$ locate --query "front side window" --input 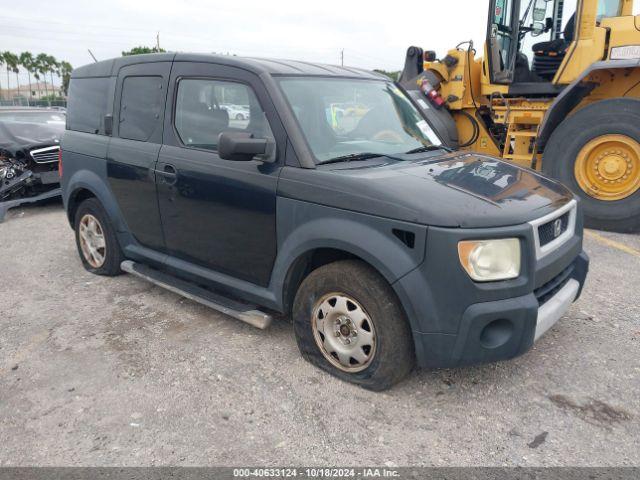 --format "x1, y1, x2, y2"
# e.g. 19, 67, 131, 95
278, 77, 441, 164
175, 78, 272, 151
